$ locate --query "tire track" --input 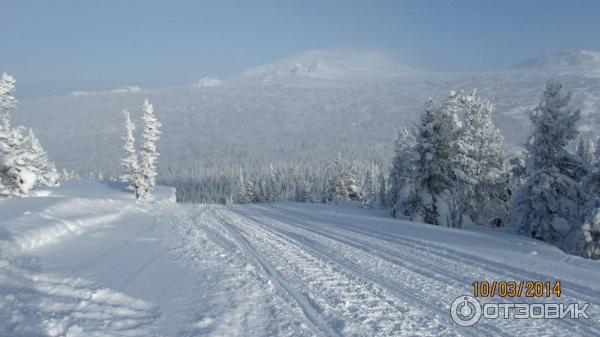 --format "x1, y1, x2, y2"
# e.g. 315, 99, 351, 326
216, 207, 468, 337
